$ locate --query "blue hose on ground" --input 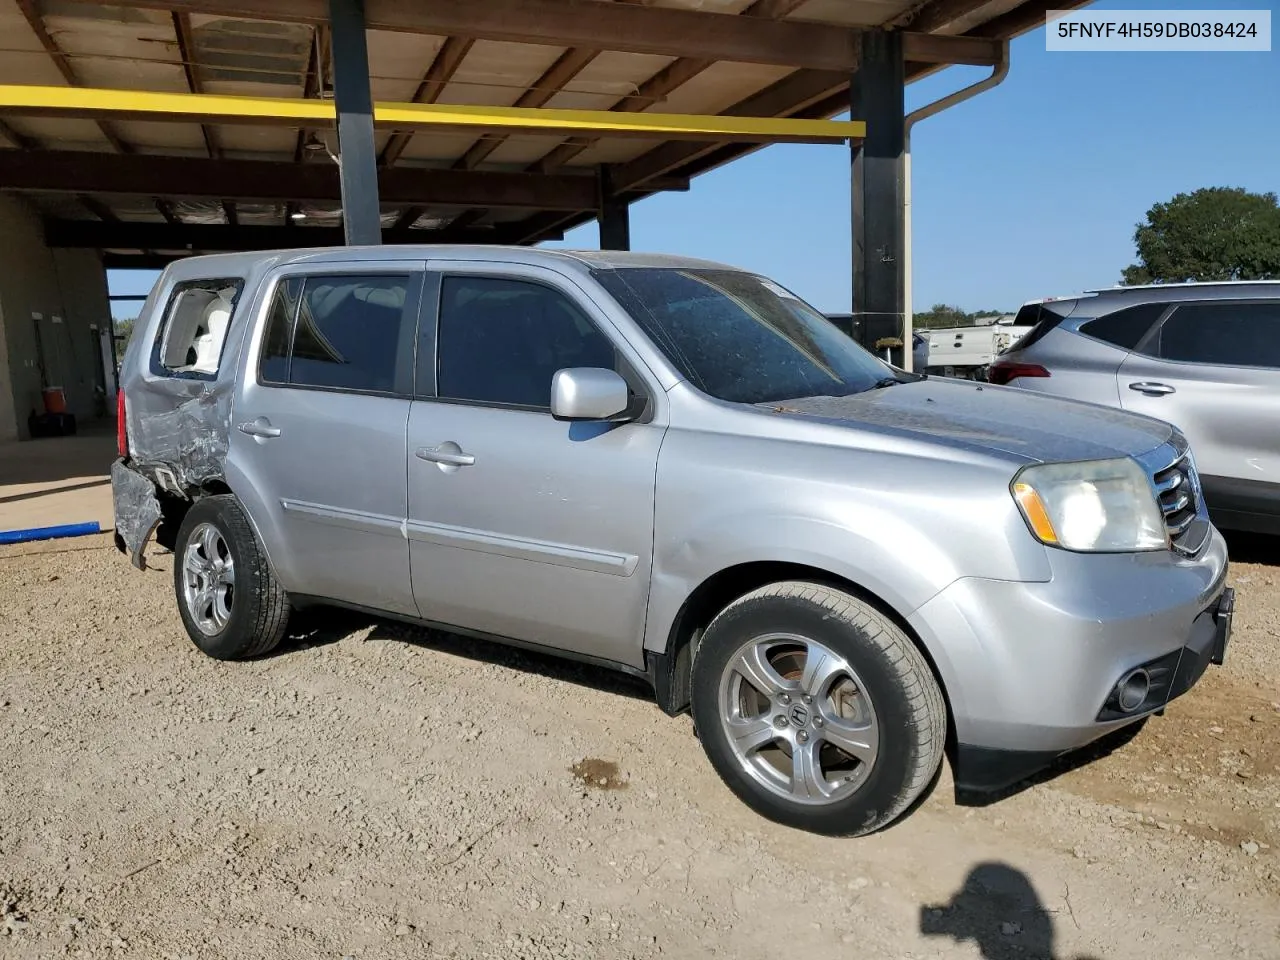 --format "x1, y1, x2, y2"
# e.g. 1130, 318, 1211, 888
0, 521, 102, 545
